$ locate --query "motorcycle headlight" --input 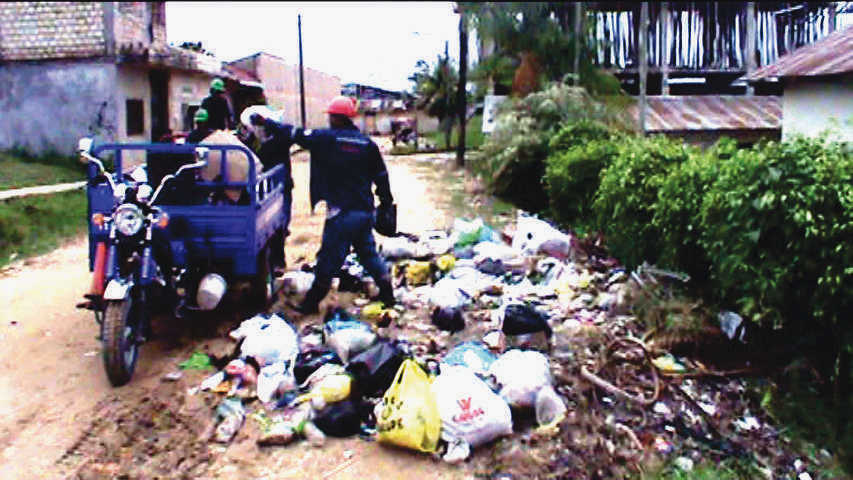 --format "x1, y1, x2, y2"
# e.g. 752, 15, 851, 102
114, 203, 144, 236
